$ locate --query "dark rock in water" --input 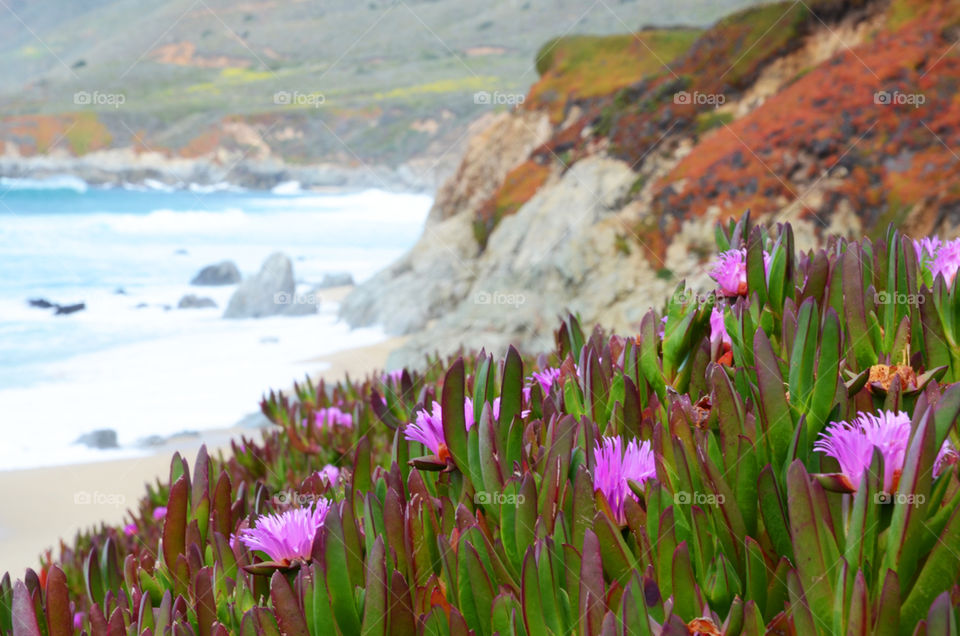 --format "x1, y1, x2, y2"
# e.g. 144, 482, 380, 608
137, 435, 166, 447
191, 261, 242, 286
224, 252, 317, 318
177, 294, 218, 309
316, 272, 355, 288
114, 287, 127, 295
55, 302, 85, 315
28, 298, 55, 309
75, 429, 119, 449
135, 302, 149, 309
